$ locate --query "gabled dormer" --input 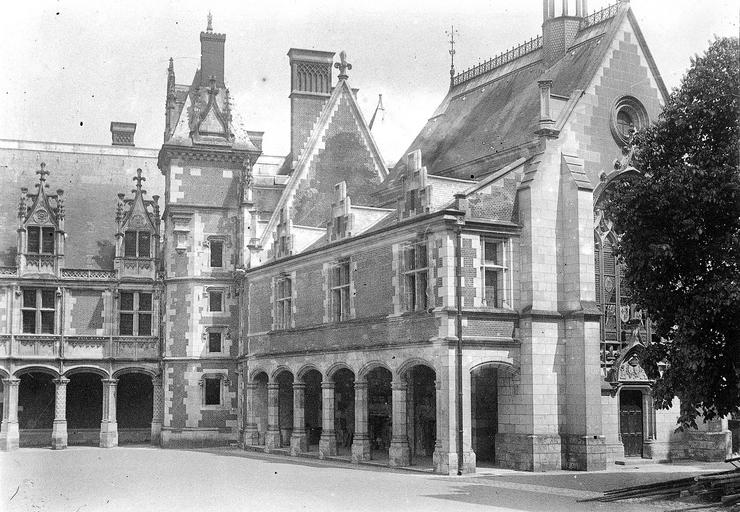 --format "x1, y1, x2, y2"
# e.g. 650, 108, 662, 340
115, 168, 161, 280
271, 207, 294, 260
17, 163, 65, 277
397, 150, 432, 220
189, 75, 233, 145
